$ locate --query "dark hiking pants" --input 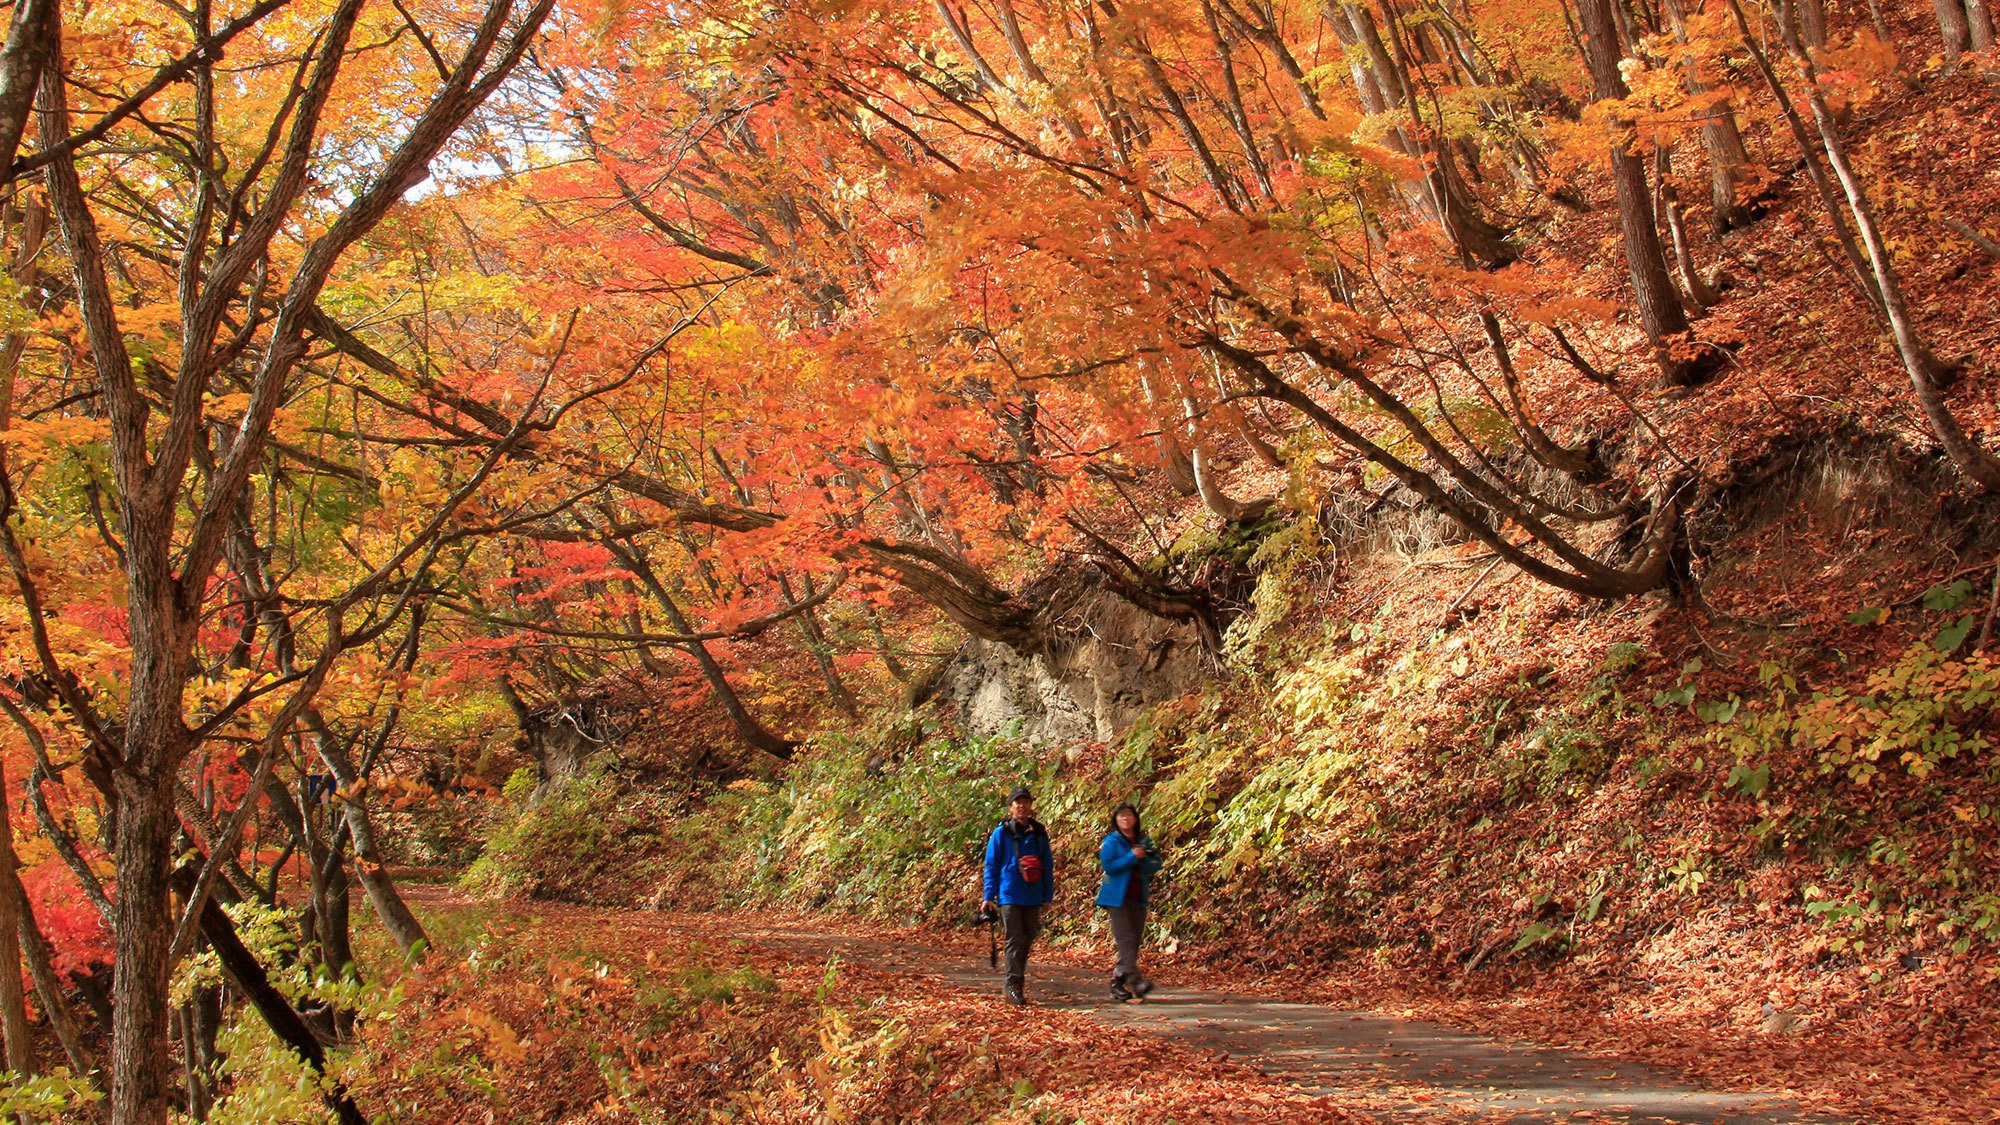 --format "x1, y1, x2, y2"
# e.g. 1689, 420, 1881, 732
1000, 904, 1042, 986
1107, 900, 1146, 983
